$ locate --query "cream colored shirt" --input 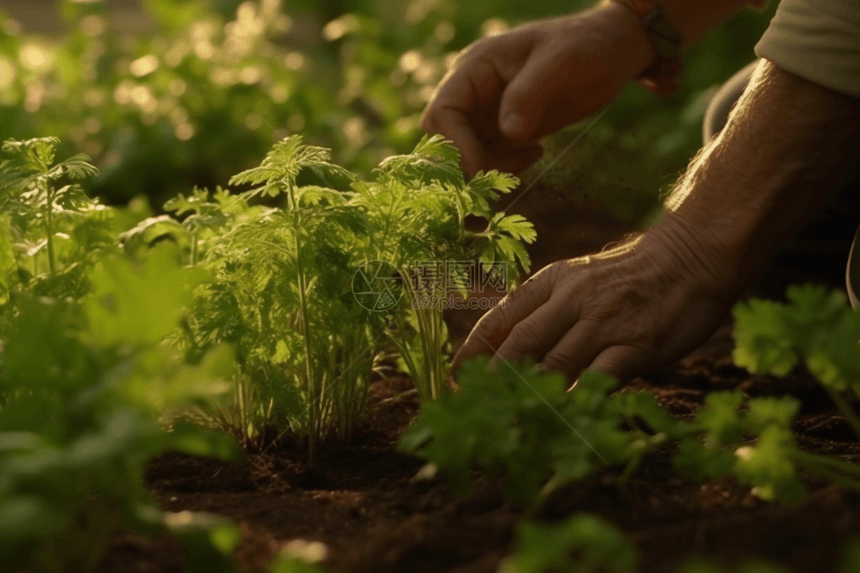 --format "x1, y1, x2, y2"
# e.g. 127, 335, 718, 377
754, 0, 860, 97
